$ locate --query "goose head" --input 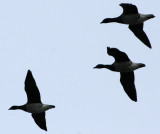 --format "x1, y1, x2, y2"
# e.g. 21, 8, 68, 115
9, 106, 20, 110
